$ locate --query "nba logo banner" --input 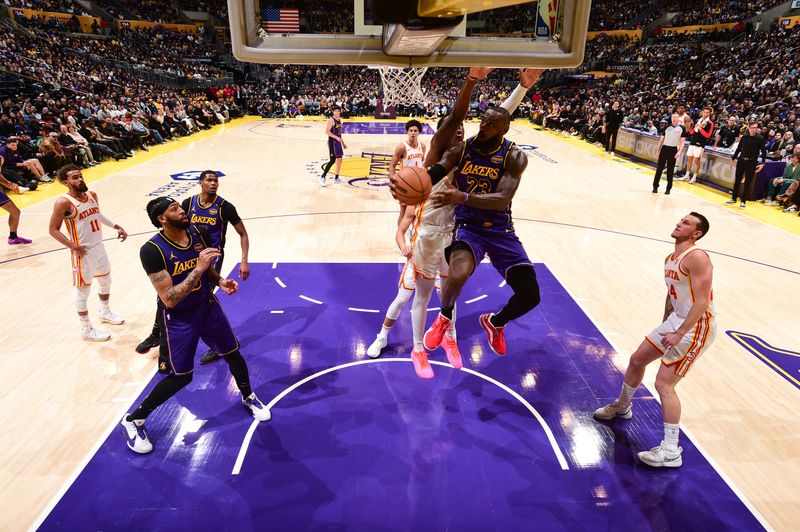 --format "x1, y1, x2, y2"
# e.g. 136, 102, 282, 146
535, 0, 559, 38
